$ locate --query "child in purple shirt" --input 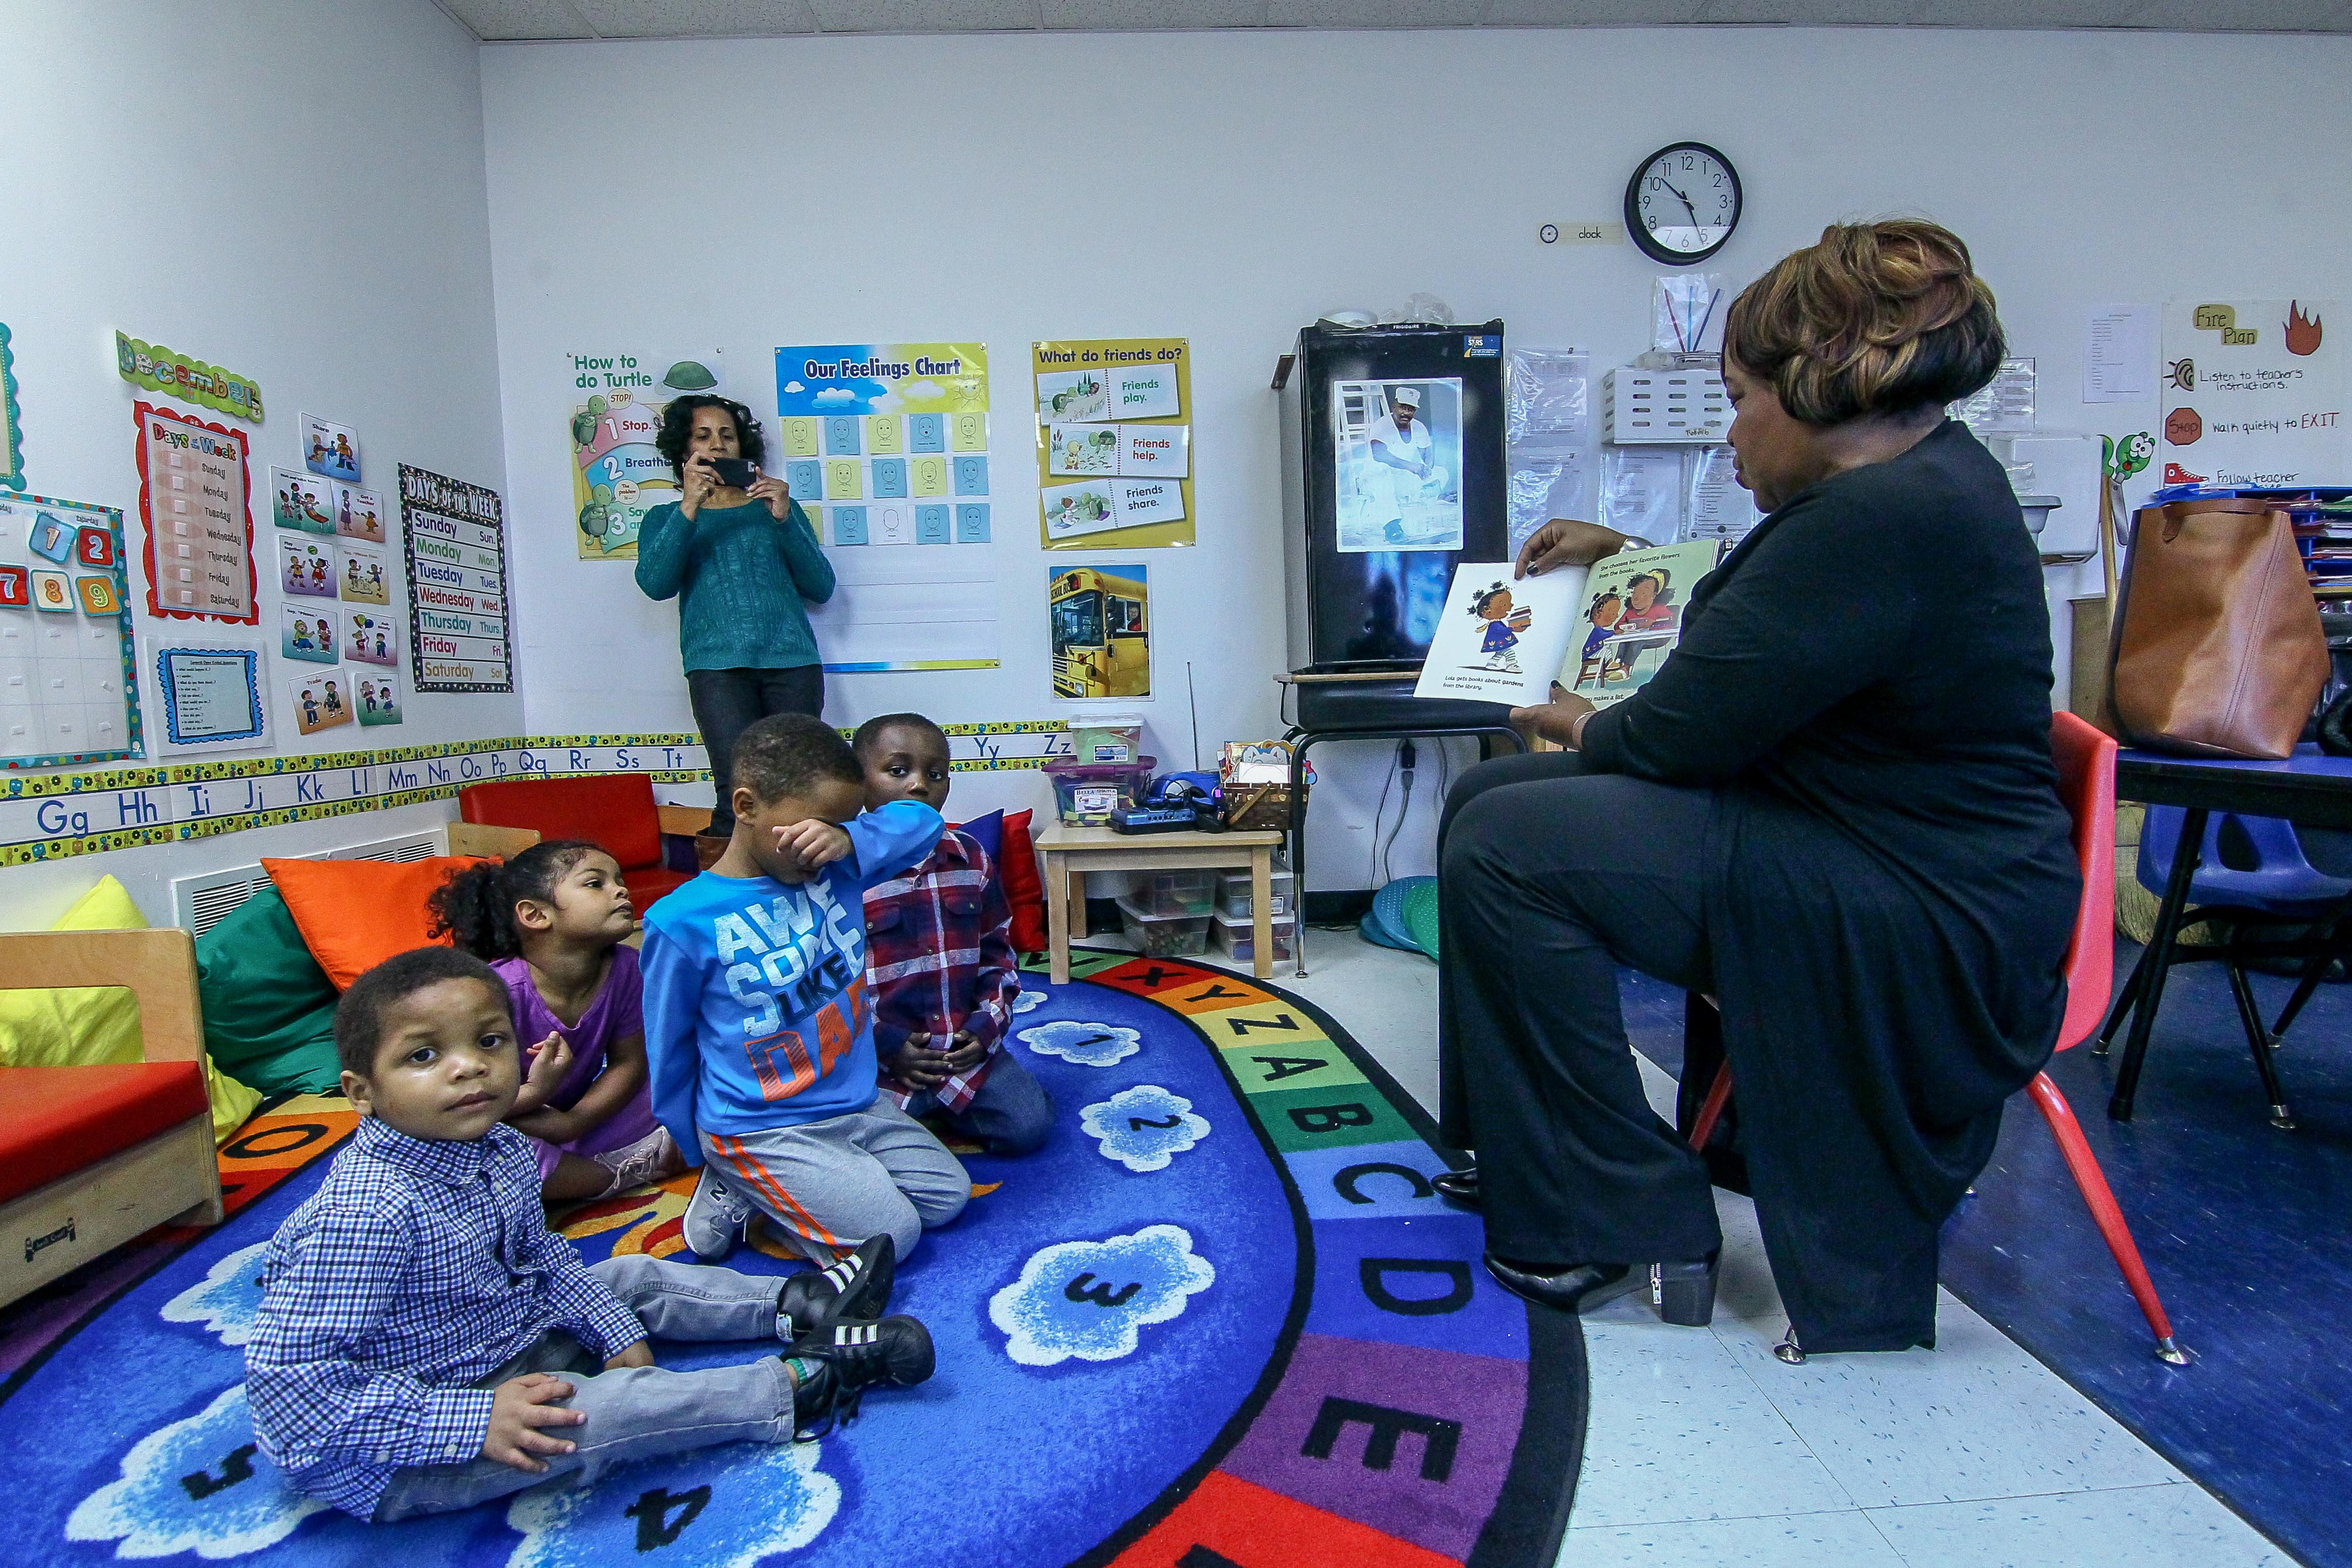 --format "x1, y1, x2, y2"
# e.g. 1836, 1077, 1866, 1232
430, 842, 681, 1202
